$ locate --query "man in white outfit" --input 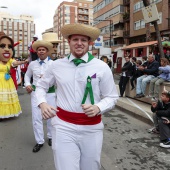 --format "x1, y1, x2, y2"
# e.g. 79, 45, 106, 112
25, 40, 56, 152
35, 23, 119, 169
